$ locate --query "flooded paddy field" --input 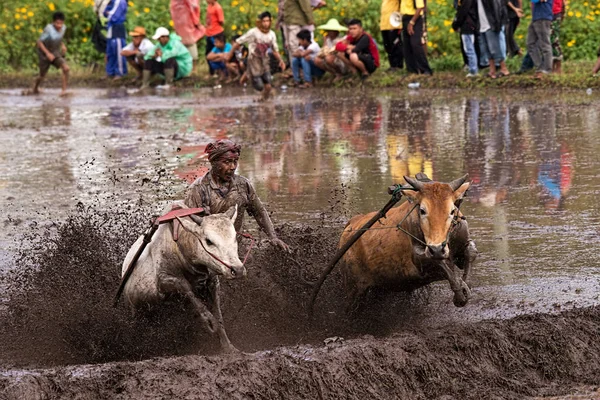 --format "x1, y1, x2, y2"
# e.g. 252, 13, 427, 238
1, 87, 600, 399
